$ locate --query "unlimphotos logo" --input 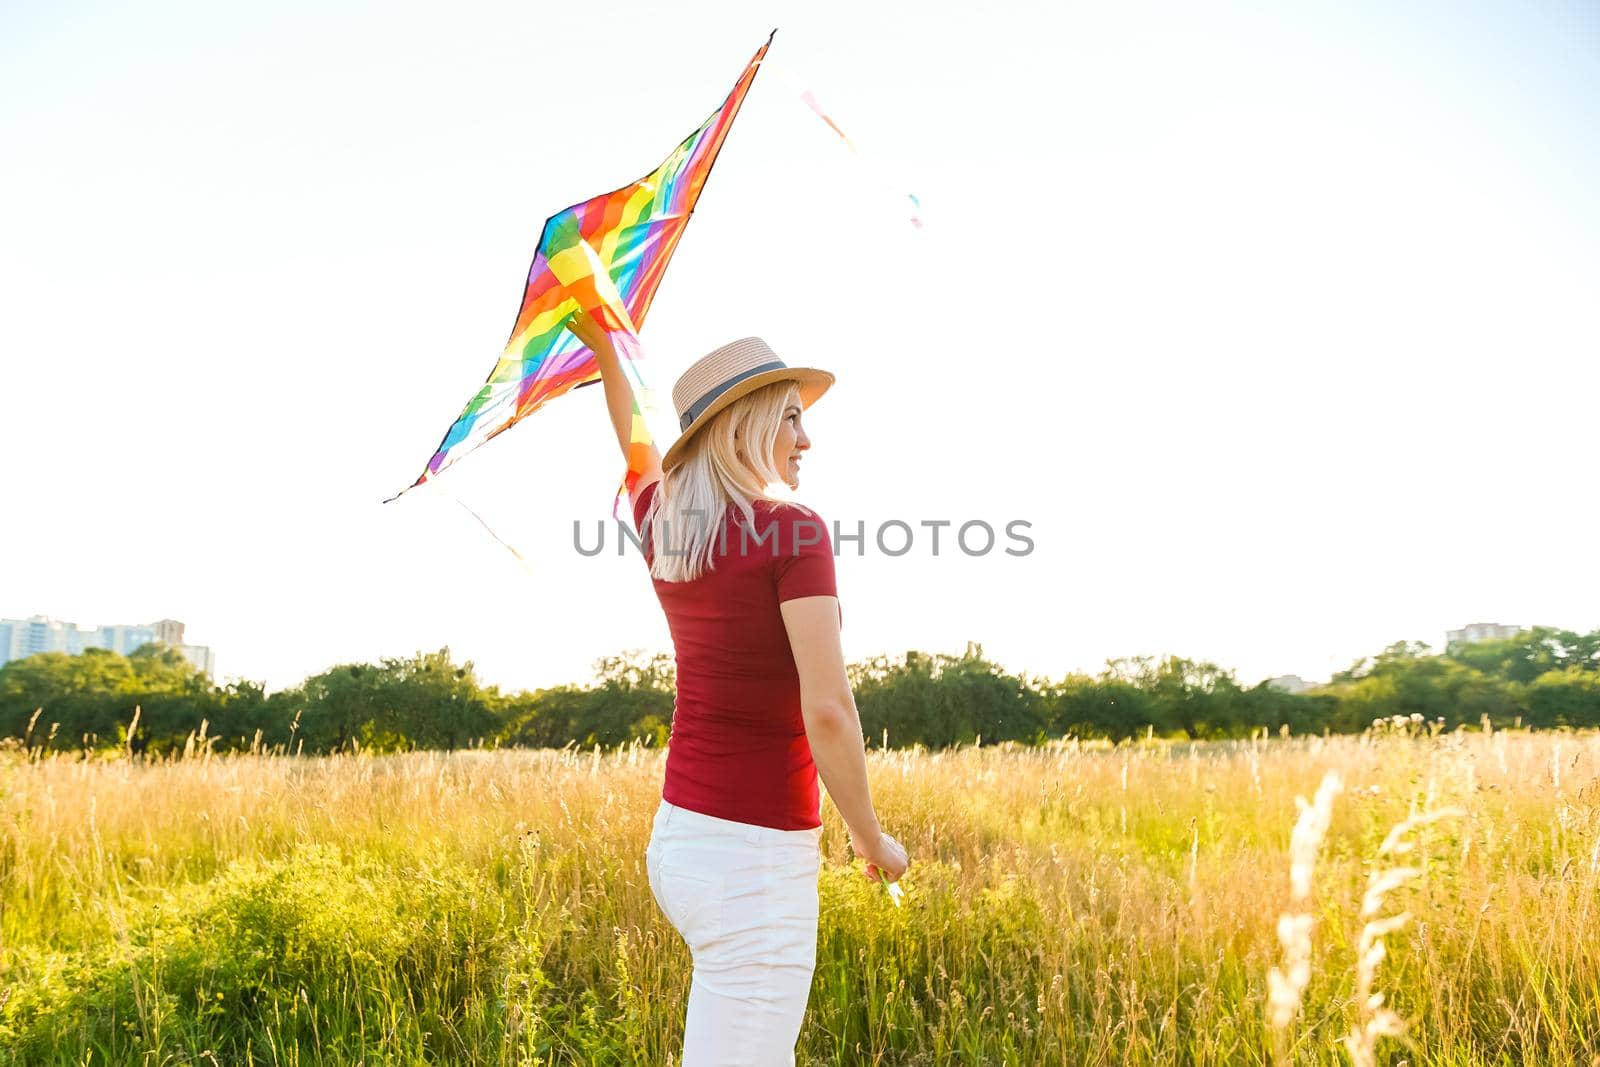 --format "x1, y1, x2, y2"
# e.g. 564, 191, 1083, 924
573, 516, 1035, 558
